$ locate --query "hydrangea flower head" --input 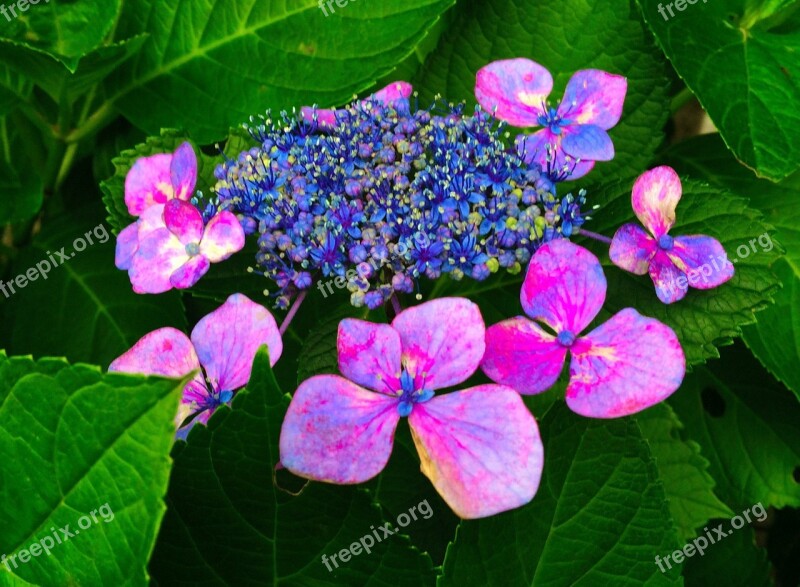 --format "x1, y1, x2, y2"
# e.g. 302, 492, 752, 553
481, 239, 685, 418
279, 298, 544, 519
475, 58, 627, 181
207, 81, 587, 309
117, 200, 245, 294
124, 141, 197, 216
609, 166, 735, 304
109, 294, 282, 438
